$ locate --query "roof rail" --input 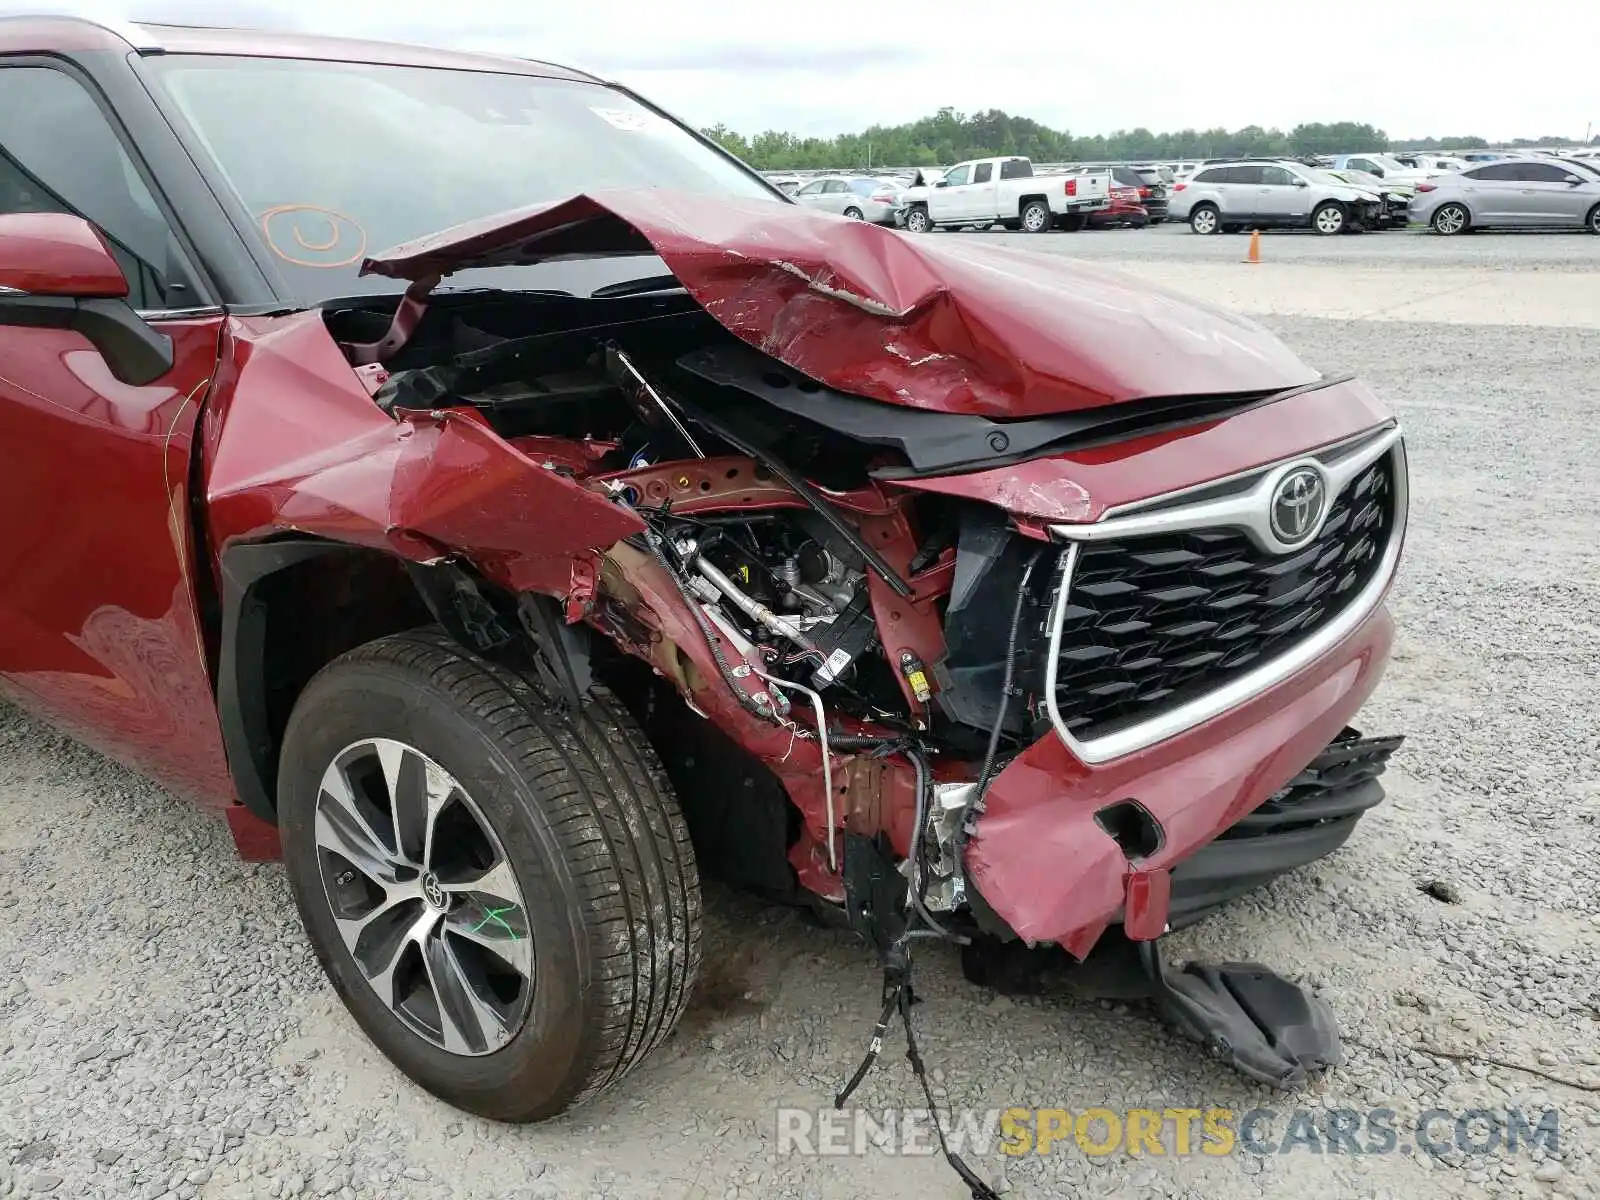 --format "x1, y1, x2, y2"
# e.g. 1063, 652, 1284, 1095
0, 11, 164, 51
